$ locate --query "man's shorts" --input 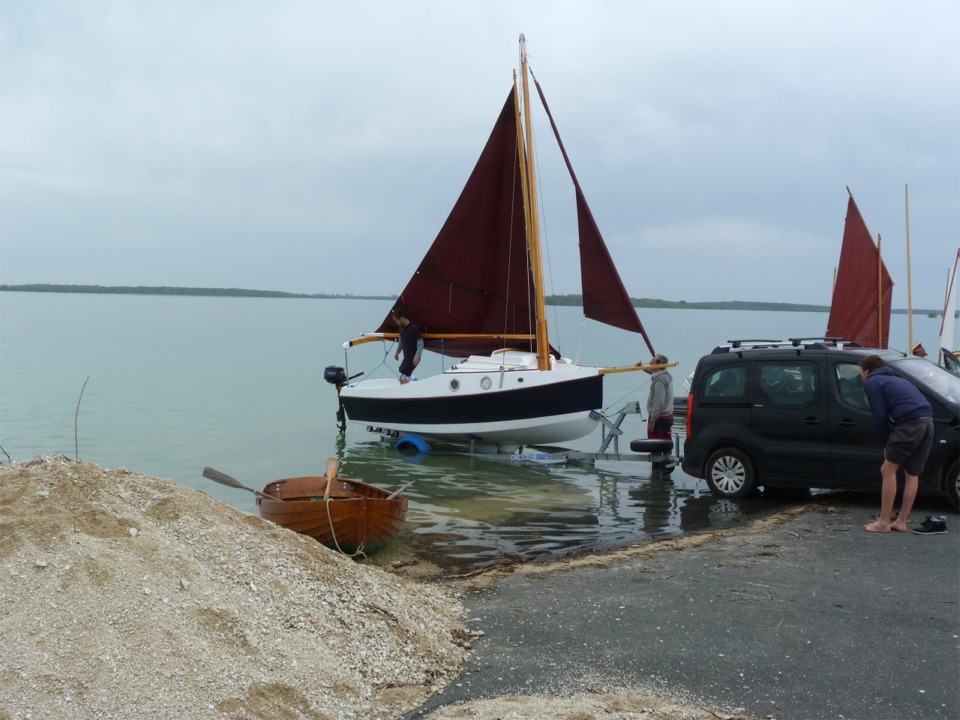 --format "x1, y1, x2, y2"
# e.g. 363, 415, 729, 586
885, 416, 934, 476
648, 414, 674, 440
399, 359, 417, 378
